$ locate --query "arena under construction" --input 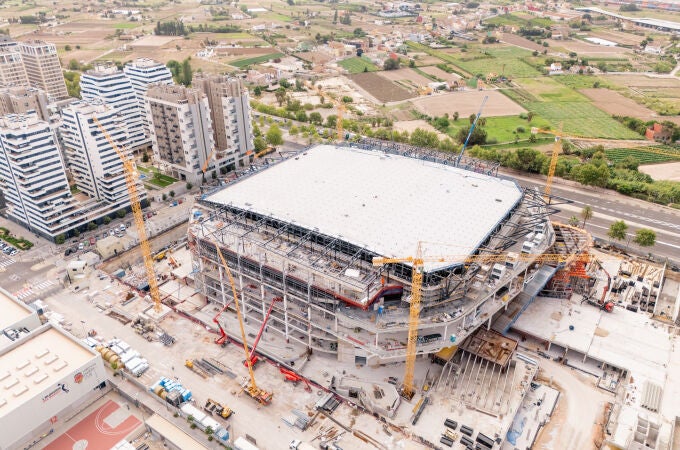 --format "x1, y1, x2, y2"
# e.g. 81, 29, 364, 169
187, 143, 588, 368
